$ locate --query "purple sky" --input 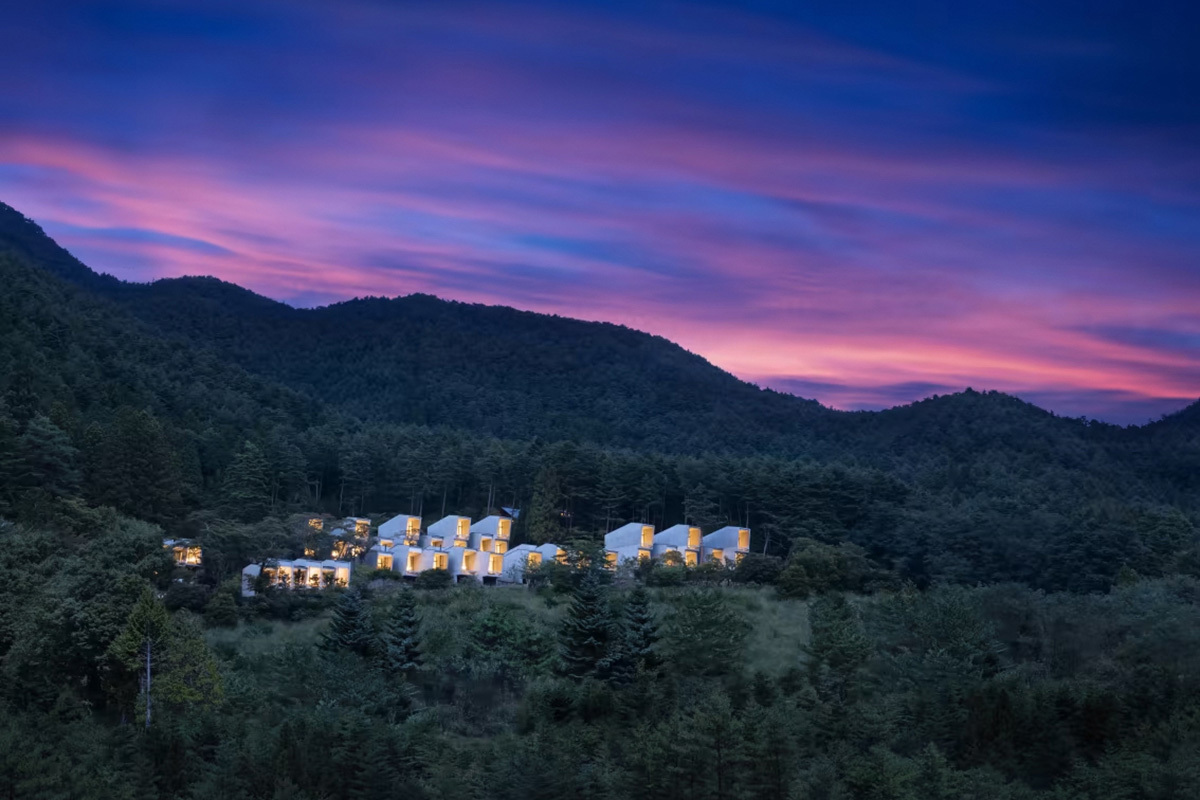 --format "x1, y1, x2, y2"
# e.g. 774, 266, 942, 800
1, 0, 1198, 424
